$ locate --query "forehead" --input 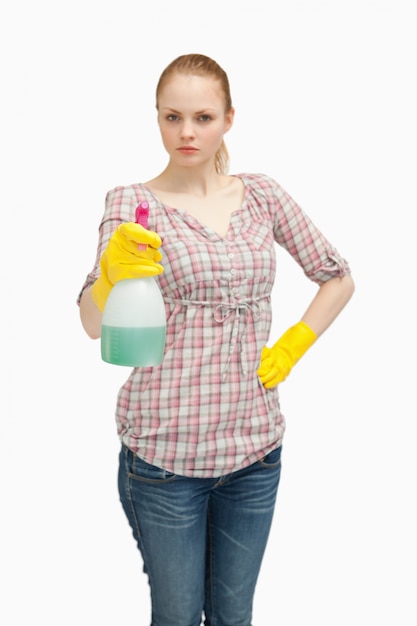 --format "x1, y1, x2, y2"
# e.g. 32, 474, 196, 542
158, 73, 225, 110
